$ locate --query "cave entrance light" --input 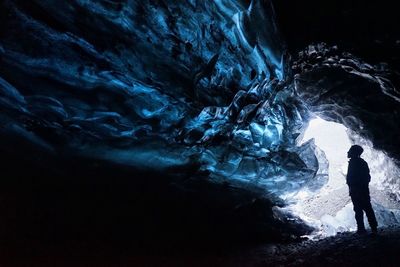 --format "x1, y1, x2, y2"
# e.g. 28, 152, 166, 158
286, 117, 400, 237
280, 117, 357, 236
301, 117, 351, 192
